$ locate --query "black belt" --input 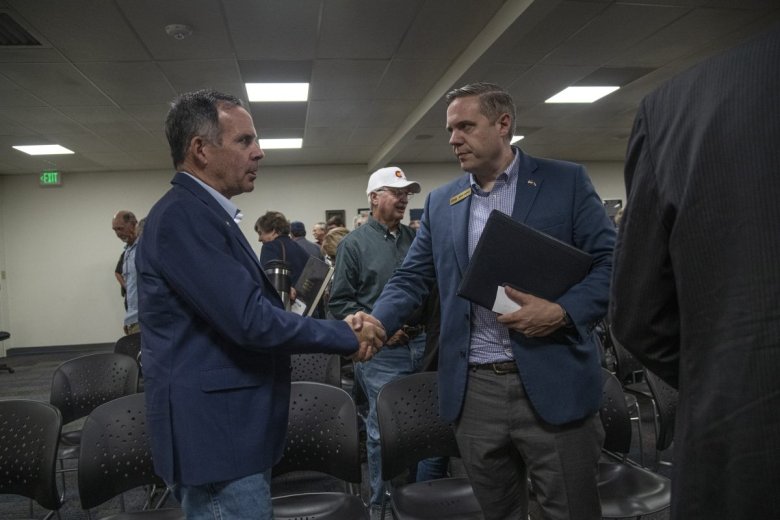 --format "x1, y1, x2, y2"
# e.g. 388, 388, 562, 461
469, 361, 518, 375
401, 324, 425, 340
